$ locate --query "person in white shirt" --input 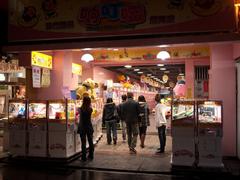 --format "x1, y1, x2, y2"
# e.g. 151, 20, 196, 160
155, 94, 167, 153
